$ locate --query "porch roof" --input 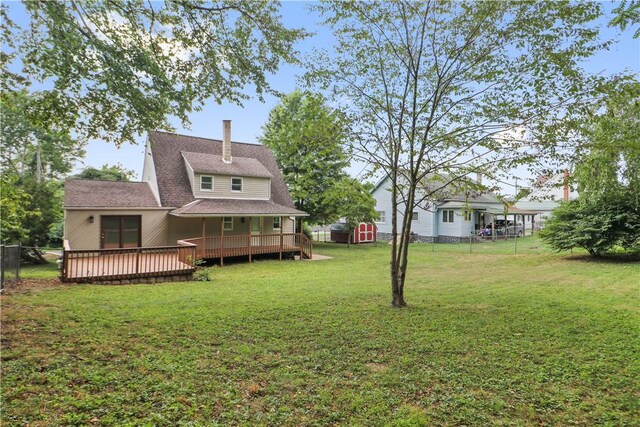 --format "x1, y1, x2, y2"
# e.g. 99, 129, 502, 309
169, 198, 308, 217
